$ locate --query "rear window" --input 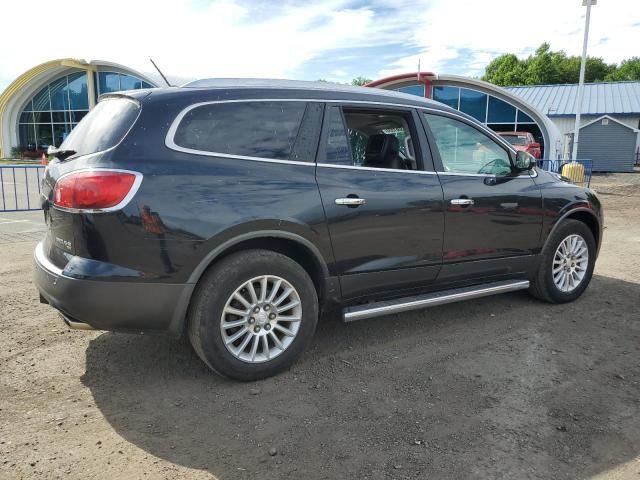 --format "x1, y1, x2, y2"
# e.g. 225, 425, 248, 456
172, 101, 311, 161
60, 97, 140, 156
